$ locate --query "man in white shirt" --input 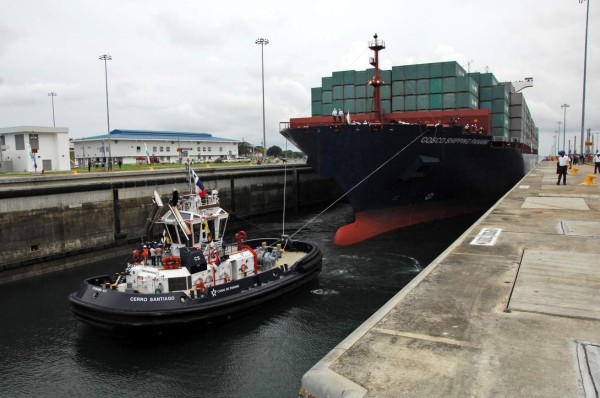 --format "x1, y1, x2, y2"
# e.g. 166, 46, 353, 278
594, 151, 600, 174
557, 151, 571, 185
